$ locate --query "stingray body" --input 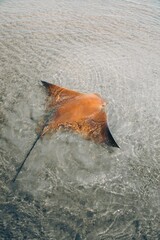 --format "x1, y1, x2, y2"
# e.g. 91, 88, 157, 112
41, 81, 119, 148
12, 81, 119, 182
